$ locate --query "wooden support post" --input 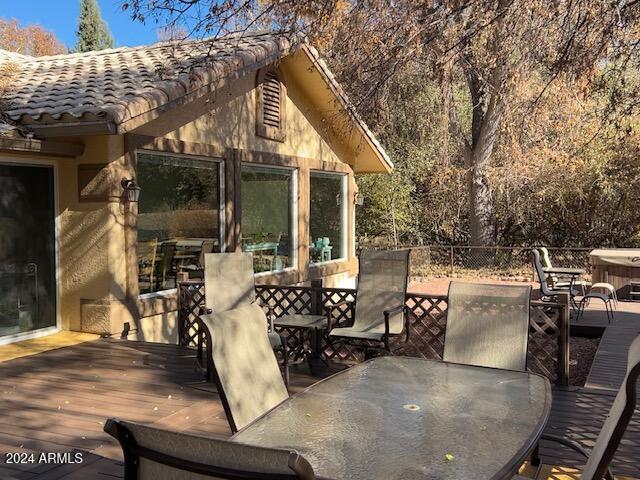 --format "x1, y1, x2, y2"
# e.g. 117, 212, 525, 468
557, 292, 571, 386
311, 279, 323, 316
